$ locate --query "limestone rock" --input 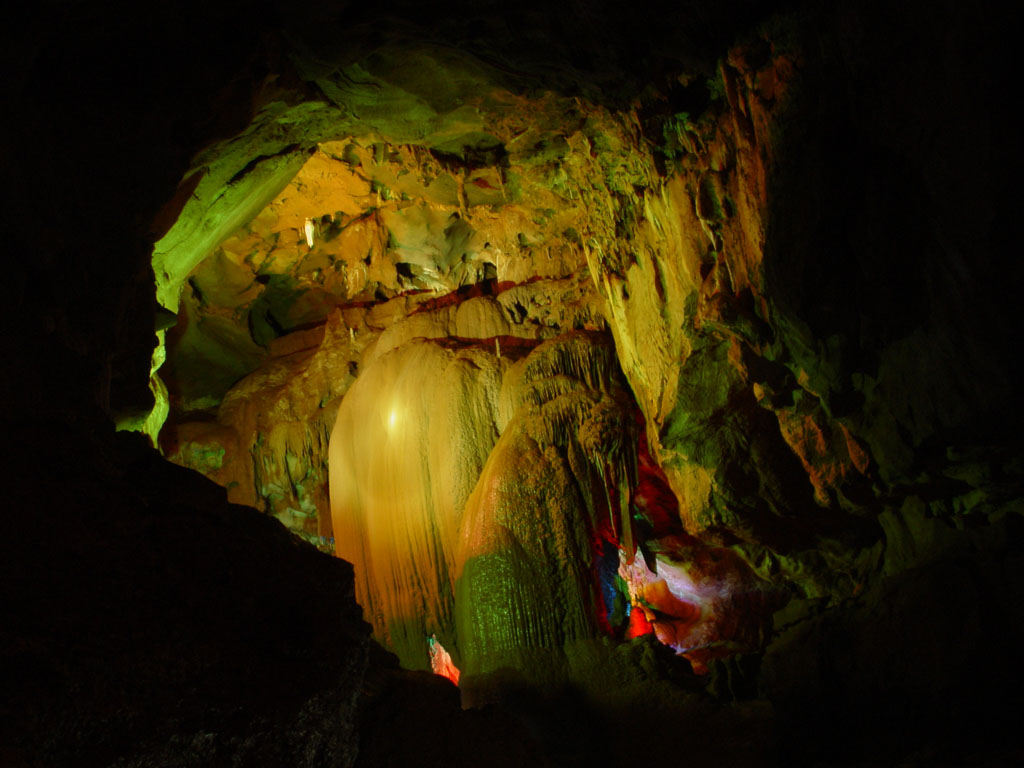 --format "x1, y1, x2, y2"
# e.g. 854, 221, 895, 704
11, 0, 1020, 763
166, 310, 371, 546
